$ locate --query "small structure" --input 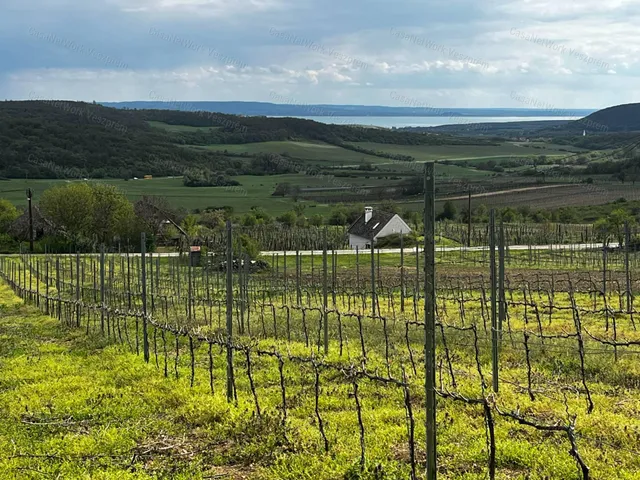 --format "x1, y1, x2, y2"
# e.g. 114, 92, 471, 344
144, 175, 153, 180
8, 205, 56, 242
347, 206, 411, 249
